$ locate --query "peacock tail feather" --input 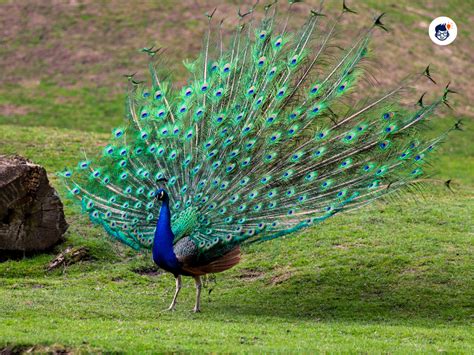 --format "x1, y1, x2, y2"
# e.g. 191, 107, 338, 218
59, 2, 456, 253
